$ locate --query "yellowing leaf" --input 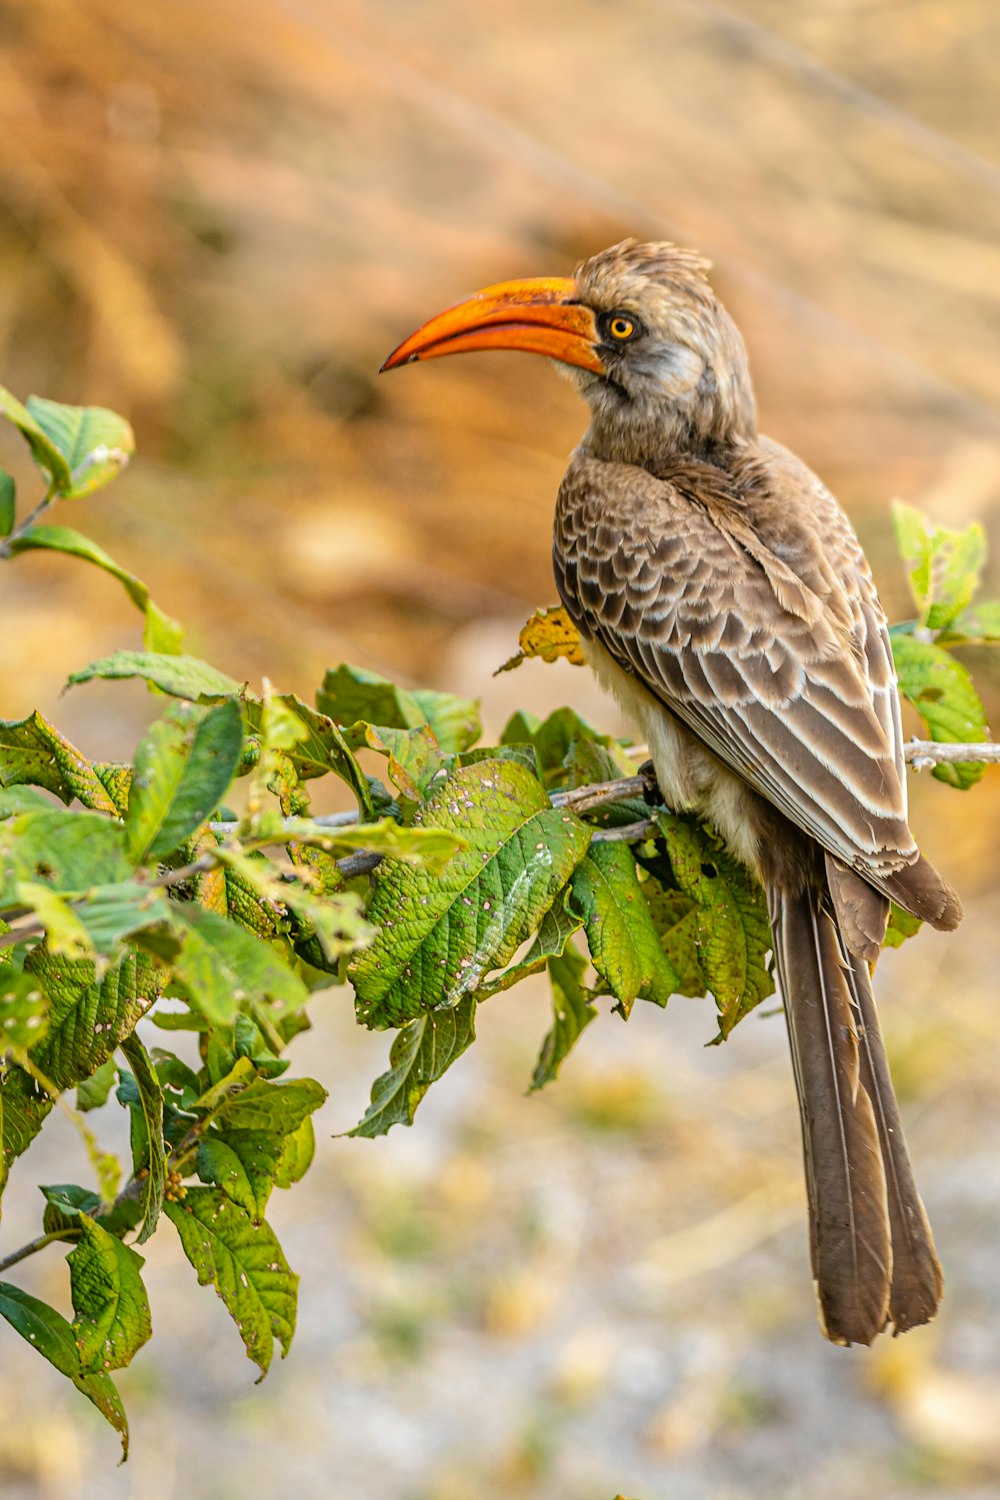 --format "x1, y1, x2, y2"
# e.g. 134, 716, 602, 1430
497, 605, 585, 673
